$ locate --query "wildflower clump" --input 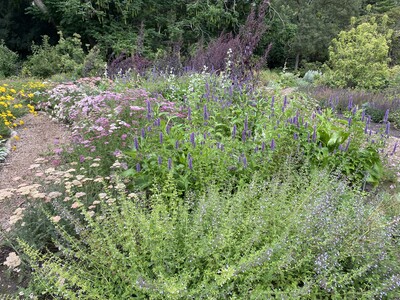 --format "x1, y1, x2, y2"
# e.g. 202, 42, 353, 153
0, 81, 45, 139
